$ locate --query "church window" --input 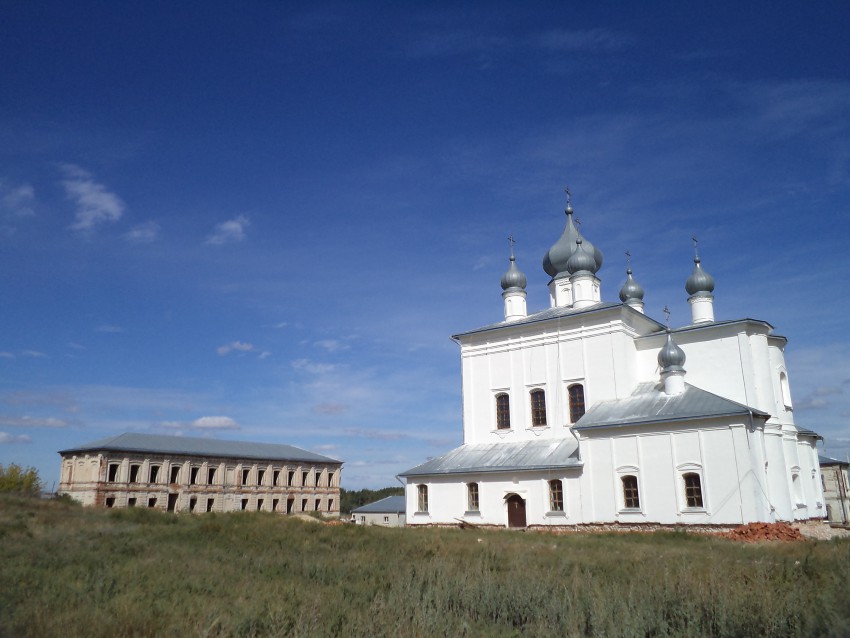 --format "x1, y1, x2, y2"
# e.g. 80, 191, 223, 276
190, 466, 199, 485
530, 389, 547, 427
328, 471, 335, 486
496, 393, 511, 429
417, 484, 429, 513
273, 469, 281, 486
467, 482, 479, 511
549, 479, 564, 512
683, 473, 703, 508
622, 475, 640, 509
779, 371, 792, 408
302, 470, 310, 486
241, 468, 250, 485
568, 384, 585, 423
